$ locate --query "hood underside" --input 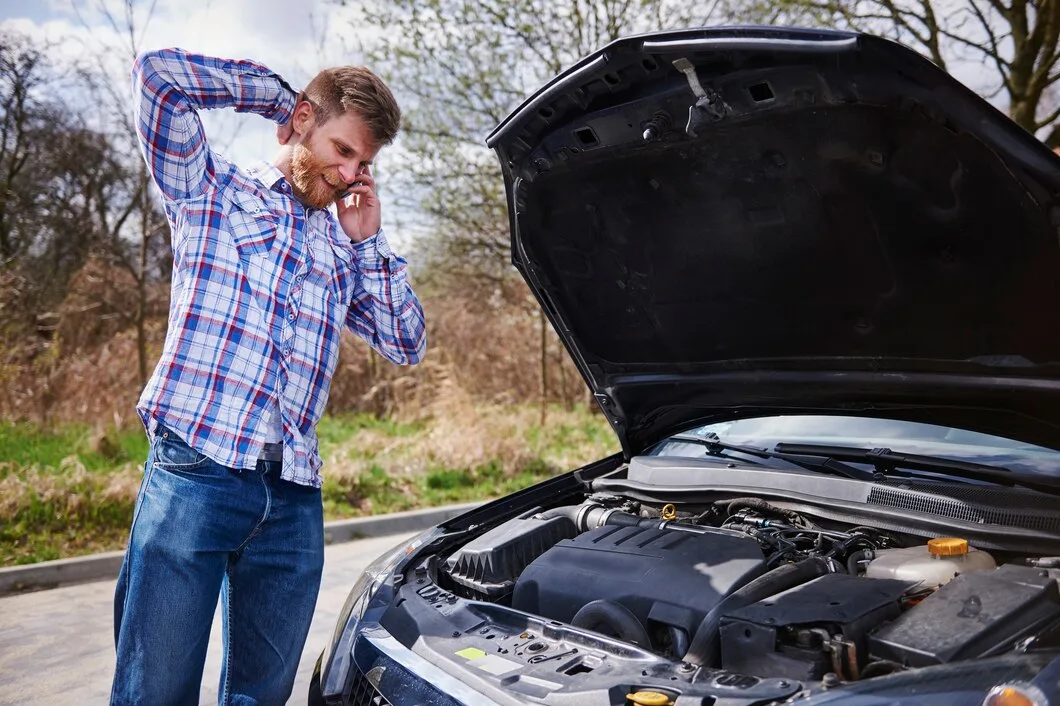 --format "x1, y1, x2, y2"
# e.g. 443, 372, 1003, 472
487, 27, 1060, 456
